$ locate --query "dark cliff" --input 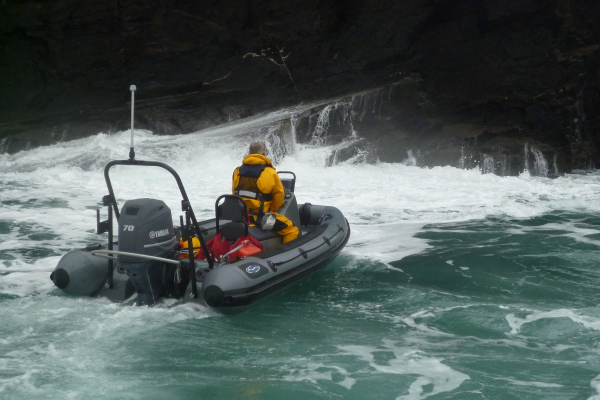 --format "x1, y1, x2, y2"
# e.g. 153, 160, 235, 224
1, 0, 599, 175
